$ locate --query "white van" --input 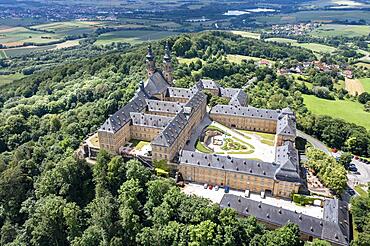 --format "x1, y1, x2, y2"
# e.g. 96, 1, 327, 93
244, 190, 250, 198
